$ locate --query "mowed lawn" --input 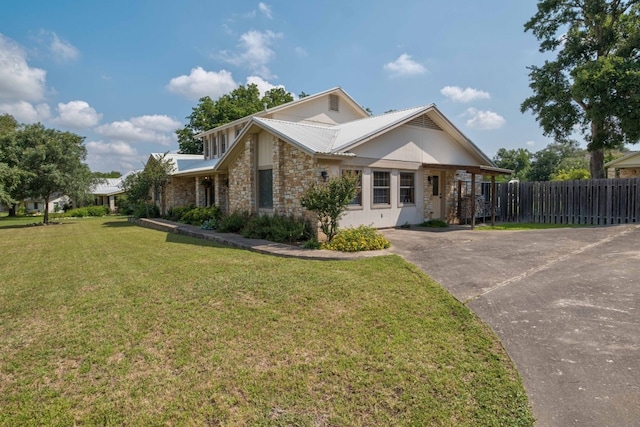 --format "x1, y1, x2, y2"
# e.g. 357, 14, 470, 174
0, 216, 534, 426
